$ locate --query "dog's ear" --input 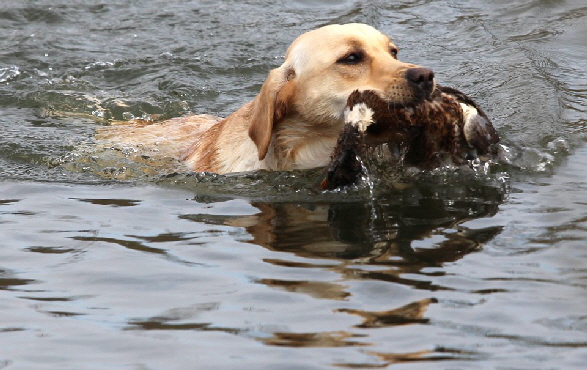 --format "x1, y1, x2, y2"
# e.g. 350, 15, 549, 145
248, 66, 296, 160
